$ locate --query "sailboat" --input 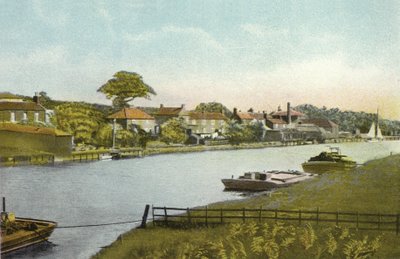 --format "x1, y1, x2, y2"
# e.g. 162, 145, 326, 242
366, 110, 383, 142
